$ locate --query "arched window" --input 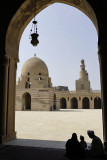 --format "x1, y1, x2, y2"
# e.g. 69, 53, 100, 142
82, 97, 90, 109
25, 81, 29, 88
60, 98, 66, 109
25, 81, 31, 88
94, 97, 101, 109
27, 72, 30, 75
71, 97, 78, 109
38, 77, 42, 80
